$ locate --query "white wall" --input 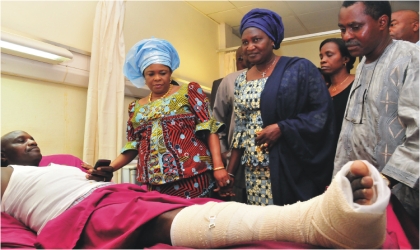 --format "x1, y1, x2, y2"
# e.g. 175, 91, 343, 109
124, 1, 219, 88
1, 1, 220, 158
1, 1, 97, 53
1, 75, 87, 157
1, 1, 347, 159
278, 33, 358, 73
